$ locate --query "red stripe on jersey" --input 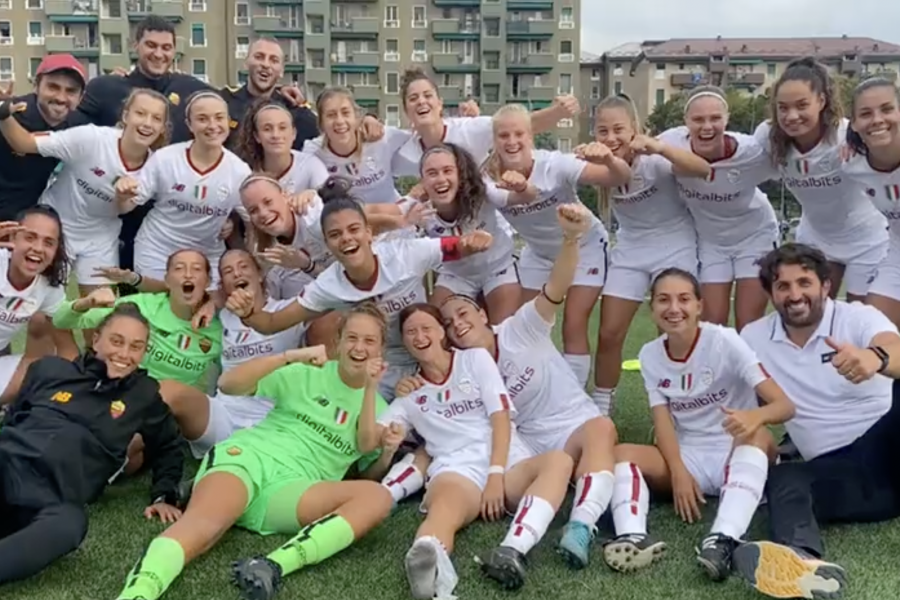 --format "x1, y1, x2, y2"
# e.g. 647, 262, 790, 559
440, 236, 462, 261
499, 393, 510, 411
629, 463, 641, 515
575, 474, 593, 507
759, 363, 770, 378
